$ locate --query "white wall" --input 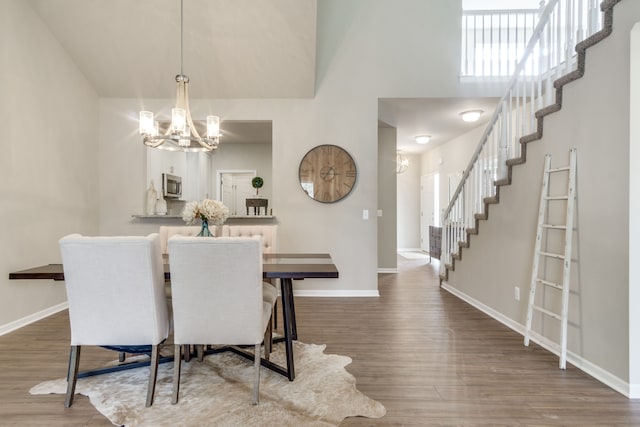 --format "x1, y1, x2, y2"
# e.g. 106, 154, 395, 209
0, 1, 99, 331
421, 125, 487, 219
397, 153, 421, 250
443, 1, 639, 395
